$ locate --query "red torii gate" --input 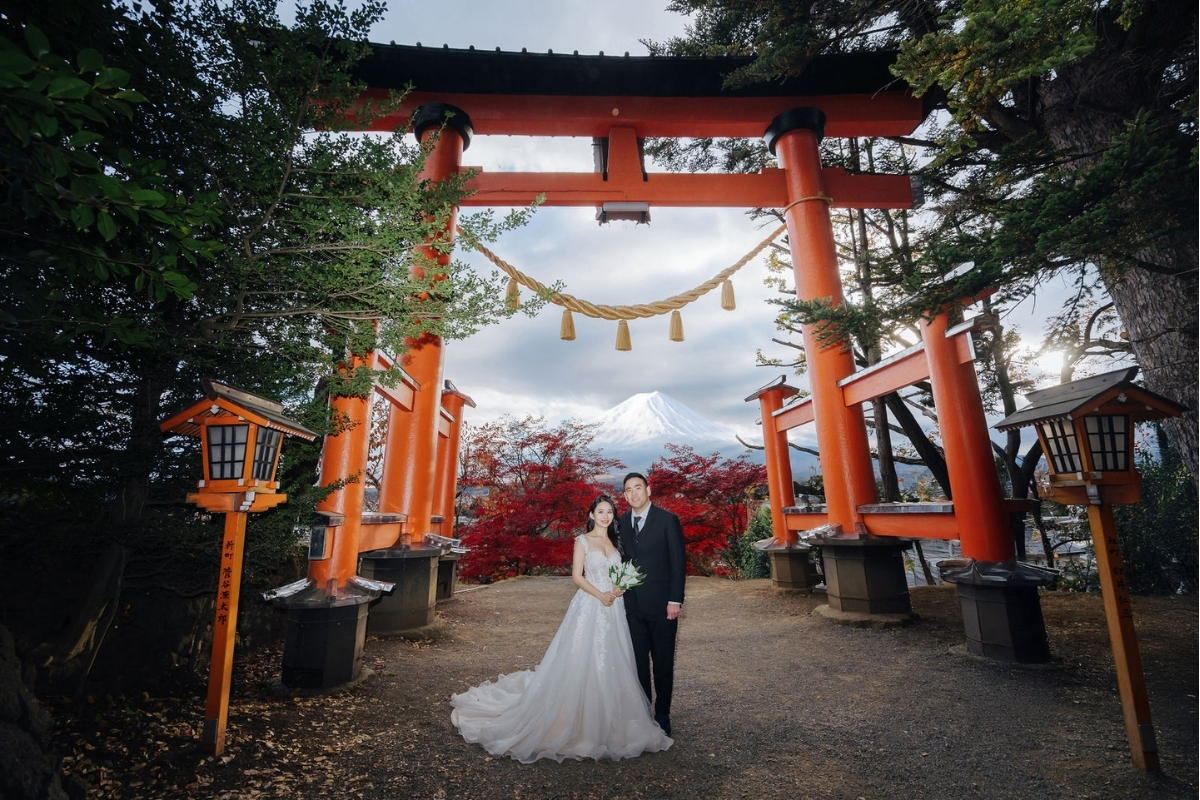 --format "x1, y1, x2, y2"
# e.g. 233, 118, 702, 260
279, 44, 1050, 687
